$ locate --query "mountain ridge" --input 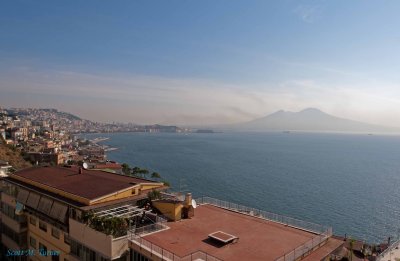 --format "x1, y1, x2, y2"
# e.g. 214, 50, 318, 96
226, 108, 399, 133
